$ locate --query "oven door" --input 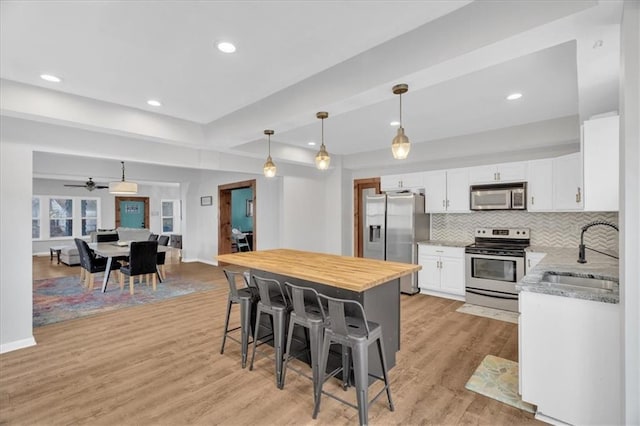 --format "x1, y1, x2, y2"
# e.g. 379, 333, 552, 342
470, 189, 511, 210
465, 253, 524, 311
